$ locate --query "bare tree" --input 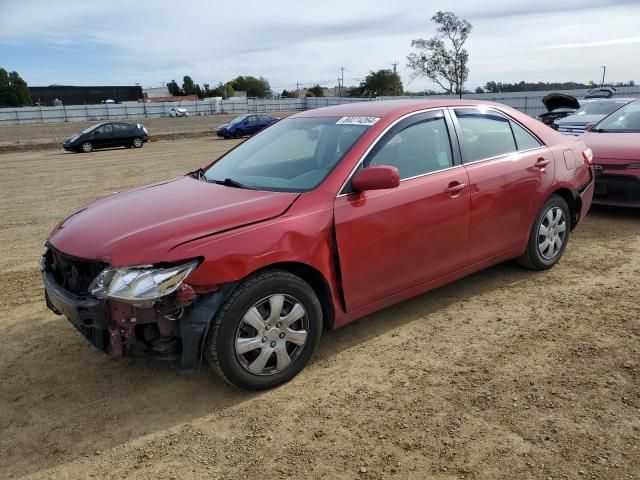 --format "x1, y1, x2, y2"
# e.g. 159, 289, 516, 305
407, 11, 472, 97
